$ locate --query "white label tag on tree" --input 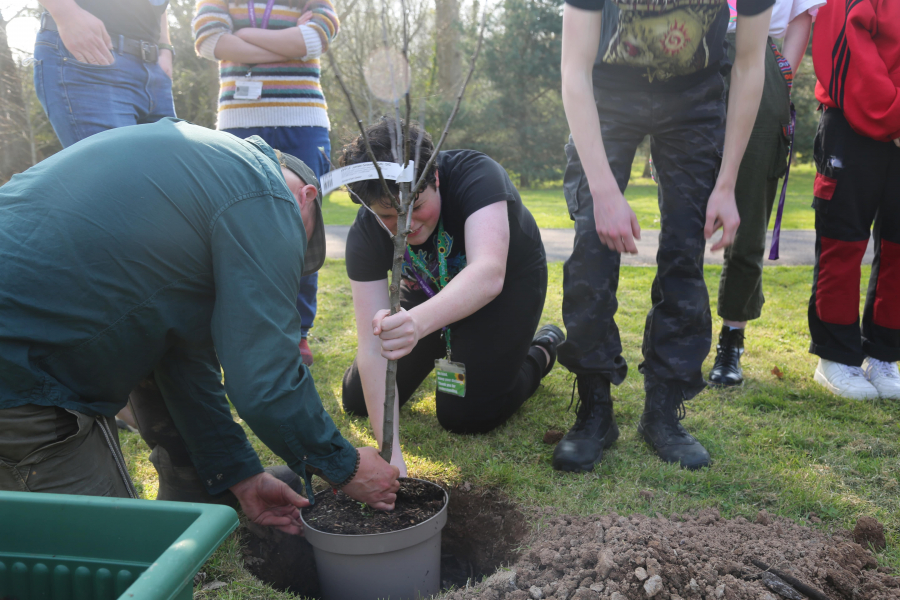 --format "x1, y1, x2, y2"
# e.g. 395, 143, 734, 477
234, 81, 263, 100
320, 161, 415, 196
